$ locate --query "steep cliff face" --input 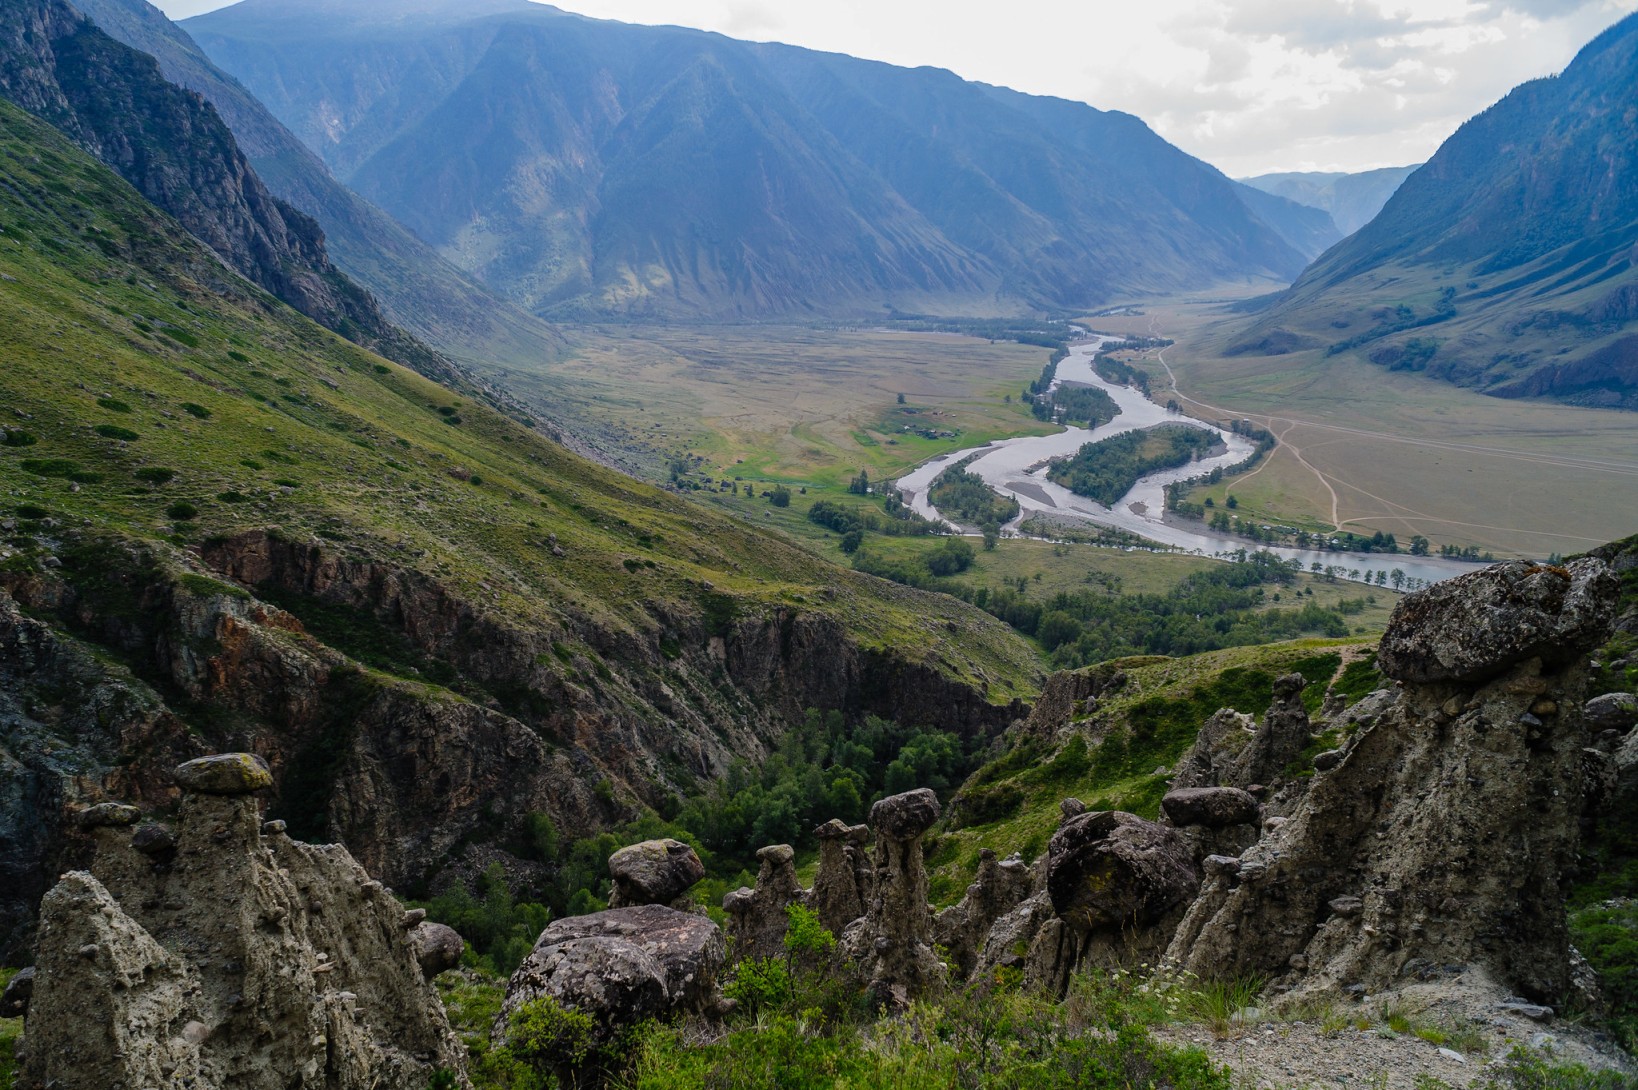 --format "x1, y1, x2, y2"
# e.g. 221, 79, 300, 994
0, 532, 1023, 958
0, 0, 459, 382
